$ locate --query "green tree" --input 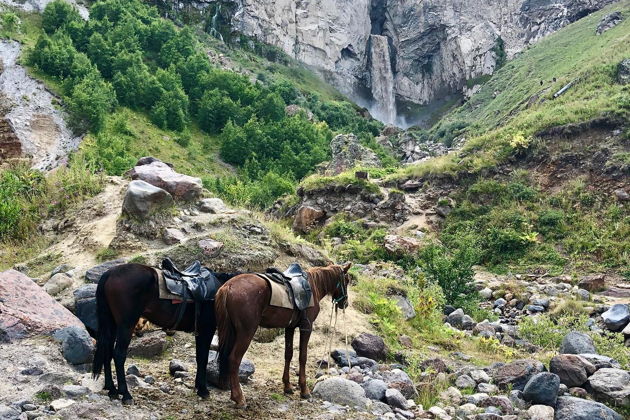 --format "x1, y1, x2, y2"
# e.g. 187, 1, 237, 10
28, 32, 77, 78
1, 12, 20, 34
67, 73, 117, 132
219, 121, 249, 166
255, 92, 286, 122
42, 0, 82, 34
197, 89, 241, 133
